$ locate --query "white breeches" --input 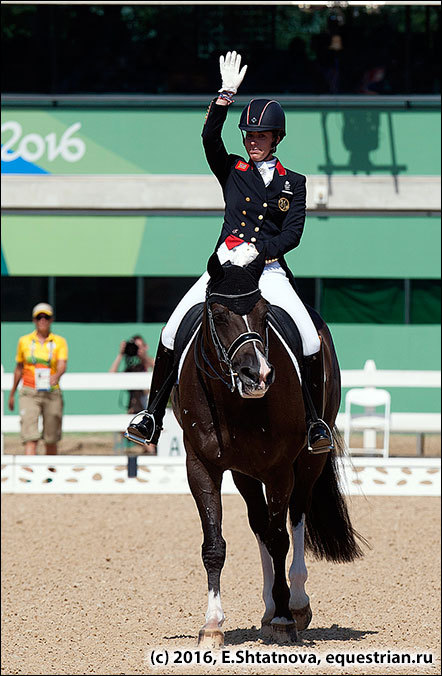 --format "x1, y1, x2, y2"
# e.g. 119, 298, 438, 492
161, 262, 320, 357
259, 262, 320, 356
161, 272, 211, 350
